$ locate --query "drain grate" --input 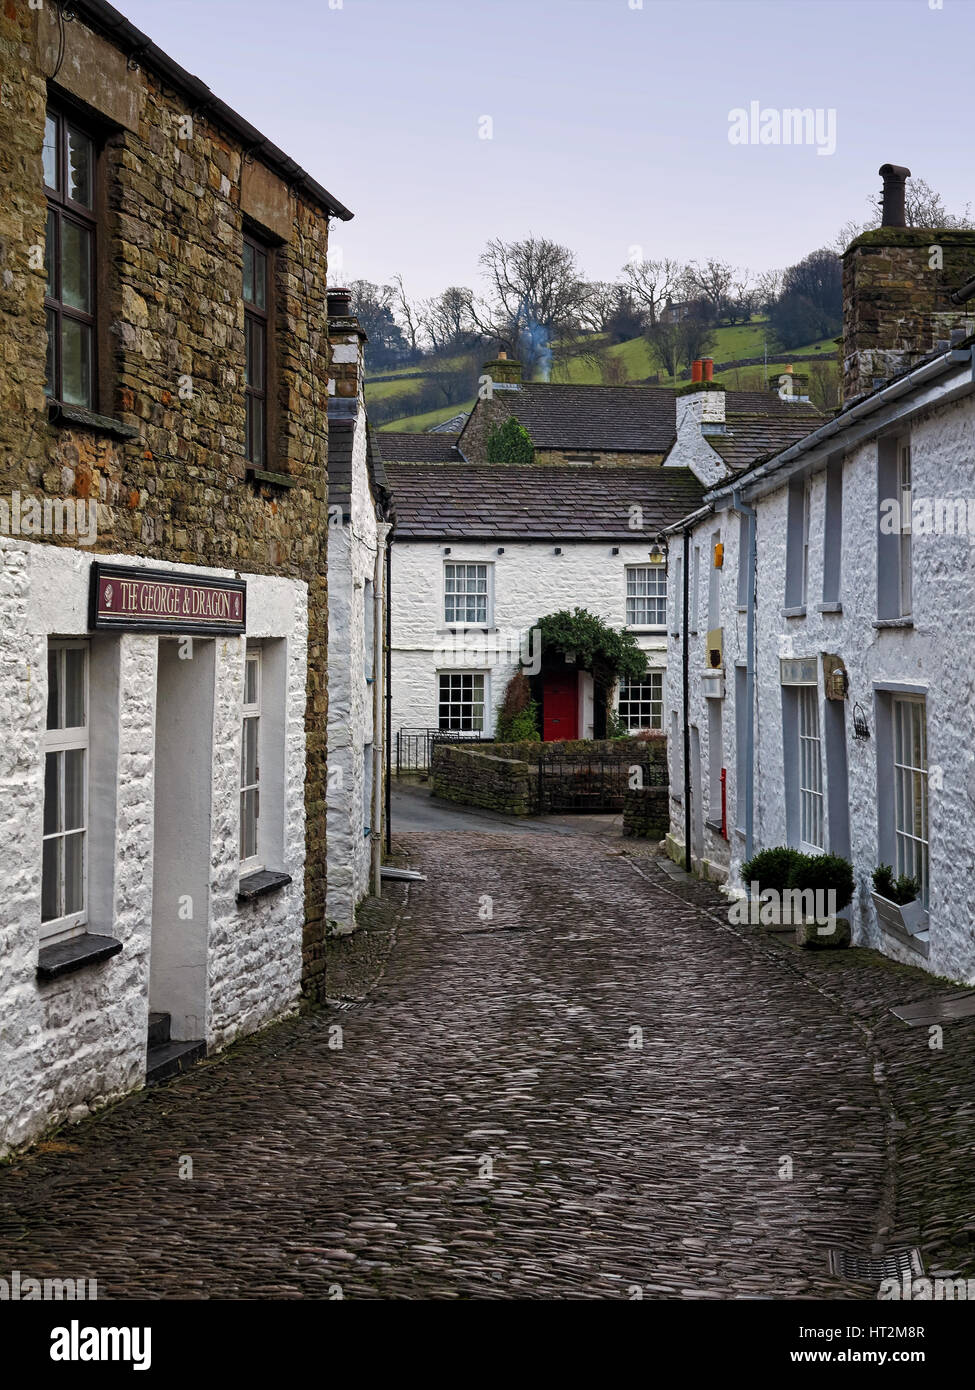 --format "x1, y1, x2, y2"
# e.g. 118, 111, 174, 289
830, 1247, 923, 1282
